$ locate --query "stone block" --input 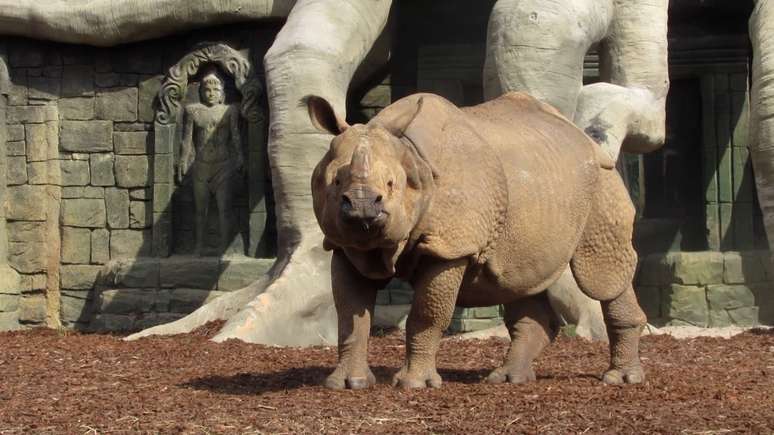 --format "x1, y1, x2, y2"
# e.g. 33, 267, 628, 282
7, 141, 26, 156
61, 227, 91, 264
109, 229, 151, 259
114, 123, 152, 132
169, 289, 225, 313
375, 289, 390, 305
728, 306, 759, 326
217, 257, 273, 291
61, 265, 103, 290
10, 43, 44, 67
750, 284, 774, 325
25, 123, 50, 162
99, 289, 155, 314
0, 265, 22, 295
448, 318, 501, 333
670, 252, 723, 285
707, 284, 755, 310
31, 274, 47, 291
0, 312, 21, 331
373, 304, 410, 329
112, 49, 161, 74
6, 156, 27, 185
105, 258, 160, 288
28, 76, 60, 100
7, 125, 25, 142
26, 162, 47, 185
61, 198, 106, 228
91, 314, 135, 331
89, 154, 115, 186
96, 87, 138, 122
138, 75, 163, 123
91, 229, 110, 264
661, 284, 708, 327
60, 121, 113, 152
7, 105, 57, 123
637, 254, 672, 287
153, 183, 172, 212
135, 313, 185, 330
130, 188, 150, 200
6, 185, 47, 221
129, 201, 151, 229
105, 188, 130, 229
155, 289, 171, 312
115, 155, 150, 187
60, 160, 90, 186
60, 291, 93, 324
114, 131, 149, 155
61, 65, 94, 96
59, 97, 95, 120
76, 186, 100, 199
0, 294, 19, 312
709, 309, 732, 327
95, 73, 120, 88
7, 72, 28, 106
635, 286, 661, 320
160, 257, 220, 289
62, 187, 84, 198
153, 153, 174, 182
18, 293, 46, 324
7, 221, 47, 243
724, 251, 768, 284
